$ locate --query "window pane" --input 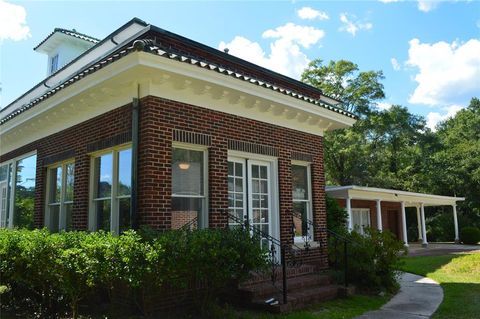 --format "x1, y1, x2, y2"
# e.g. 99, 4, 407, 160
292, 165, 308, 200
96, 199, 111, 231
14, 155, 36, 229
0, 164, 10, 228
65, 163, 74, 202
172, 148, 204, 196
0, 164, 8, 182
95, 154, 112, 198
293, 201, 308, 238
49, 167, 62, 204
49, 205, 60, 232
171, 197, 203, 230
118, 149, 132, 196
65, 203, 73, 231
119, 197, 131, 233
